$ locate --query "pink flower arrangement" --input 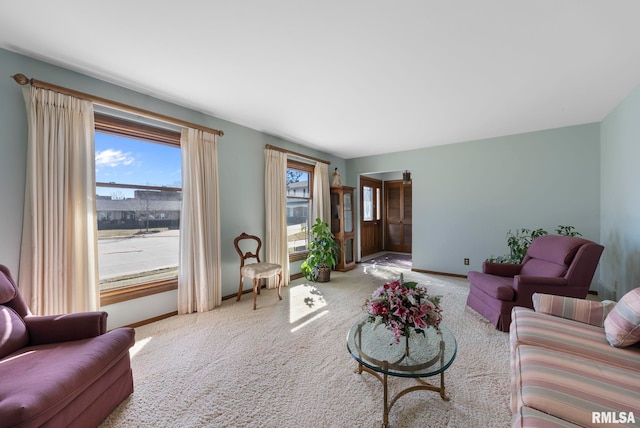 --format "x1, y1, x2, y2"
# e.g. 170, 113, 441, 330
363, 280, 443, 344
